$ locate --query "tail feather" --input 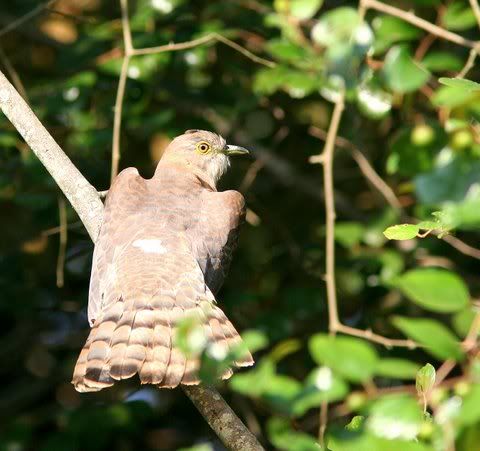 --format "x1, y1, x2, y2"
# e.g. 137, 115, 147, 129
72, 295, 254, 392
